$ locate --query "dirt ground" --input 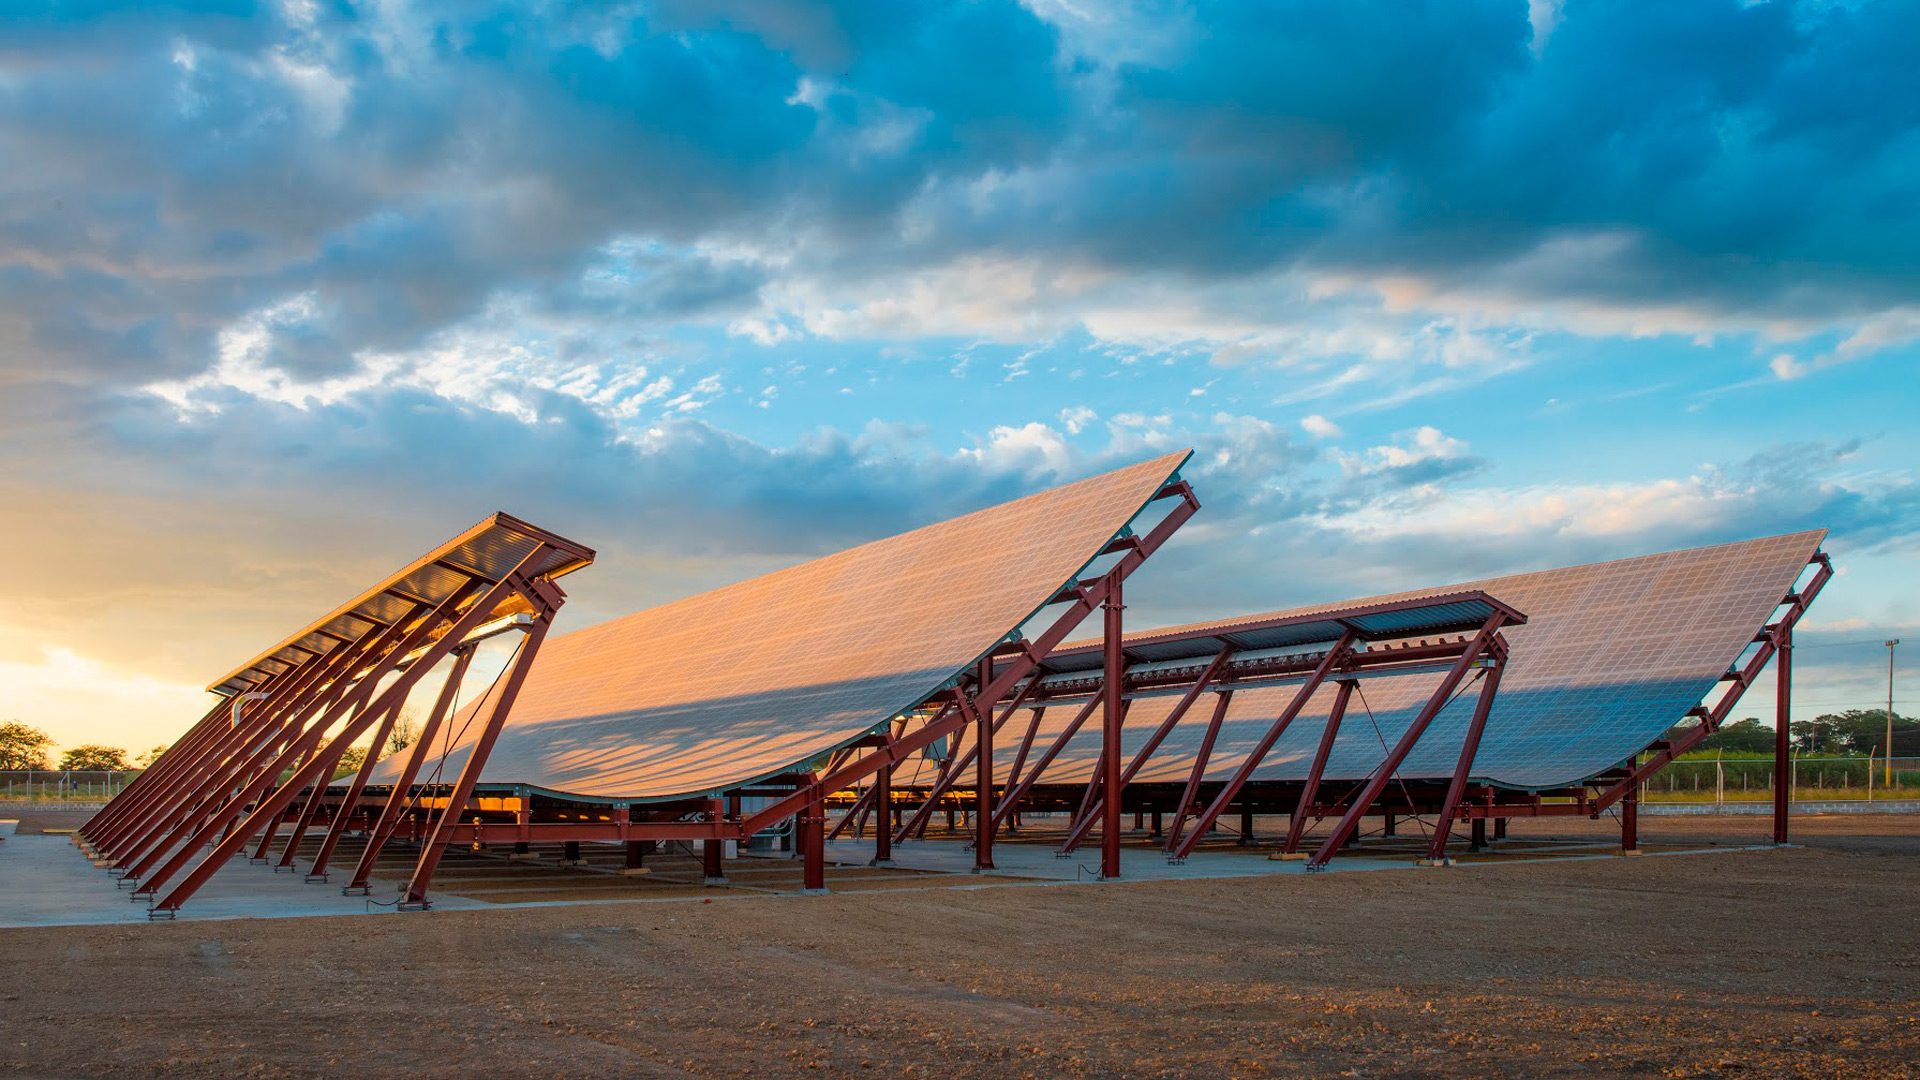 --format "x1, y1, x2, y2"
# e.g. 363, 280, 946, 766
3, 810, 1917, 1079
